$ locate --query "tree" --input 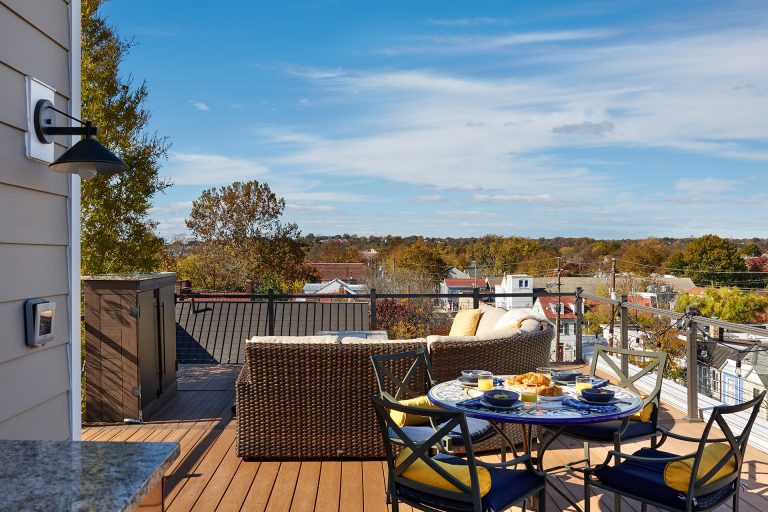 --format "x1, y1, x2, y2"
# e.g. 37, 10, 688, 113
676, 287, 768, 324
386, 240, 445, 283
308, 240, 364, 263
468, 236, 544, 274
184, 180, 317, 291
617, 238, 671, 275
677, 235, 745, 286
739, 242, 764, 257
81, 0, 170, 274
